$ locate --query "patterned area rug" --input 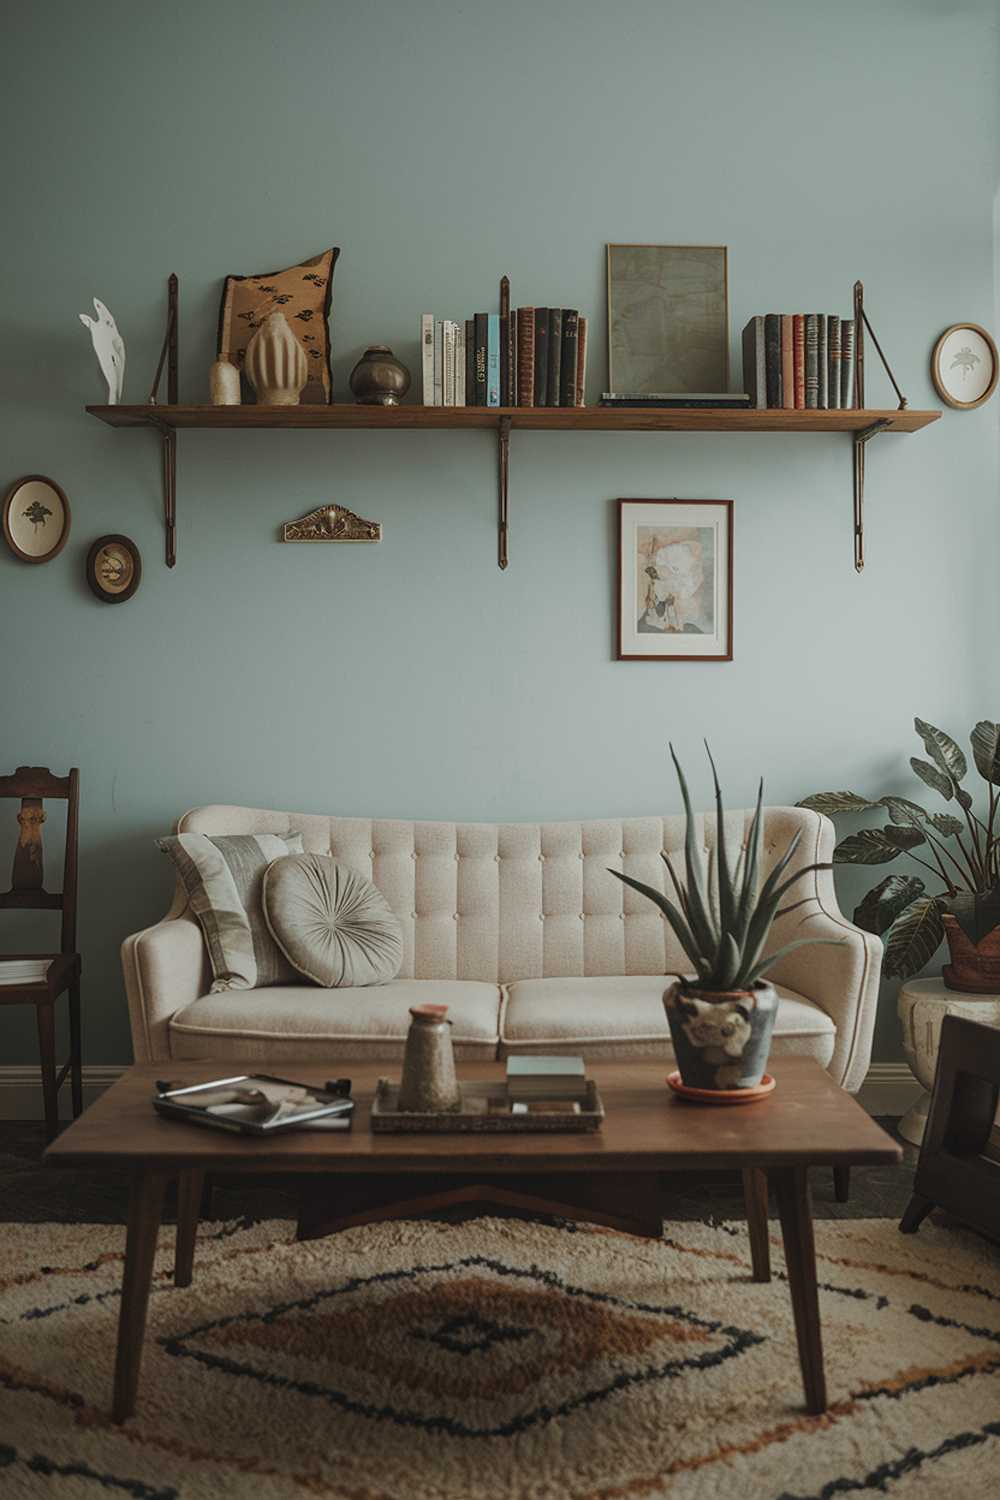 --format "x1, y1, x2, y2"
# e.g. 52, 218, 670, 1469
1, 1213, 999, 1498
